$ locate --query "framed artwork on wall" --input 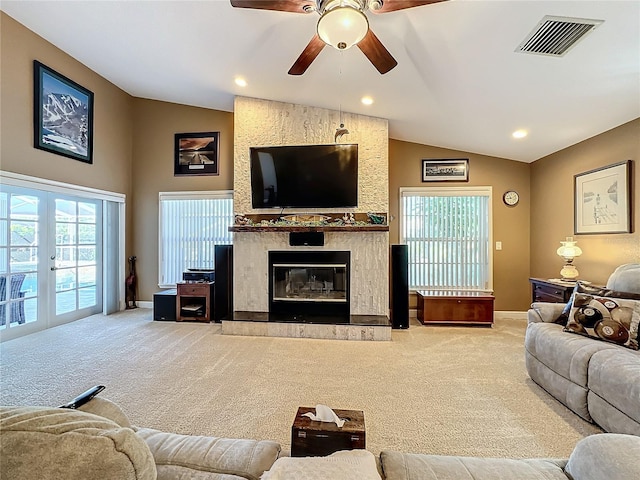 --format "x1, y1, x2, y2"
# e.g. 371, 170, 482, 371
422, 159, 469, 182
33, 60, 94, 164
174, 132, 220, 176
574, 160, 632, 234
